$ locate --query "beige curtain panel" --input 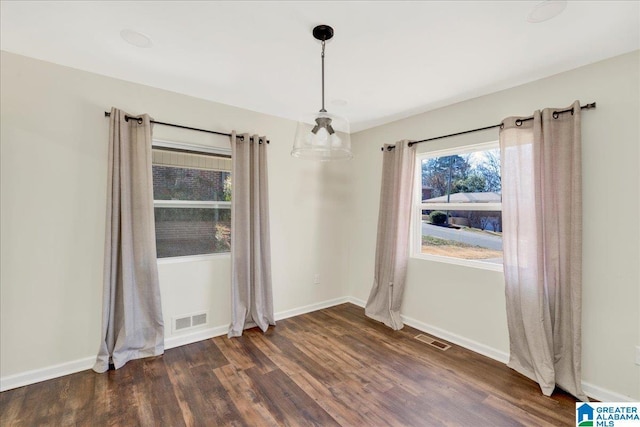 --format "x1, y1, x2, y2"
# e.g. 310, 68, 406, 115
365, 140, 416, 330
228, 132, 274, 337
500, 100, 587, 401
94, 108, 164, 373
